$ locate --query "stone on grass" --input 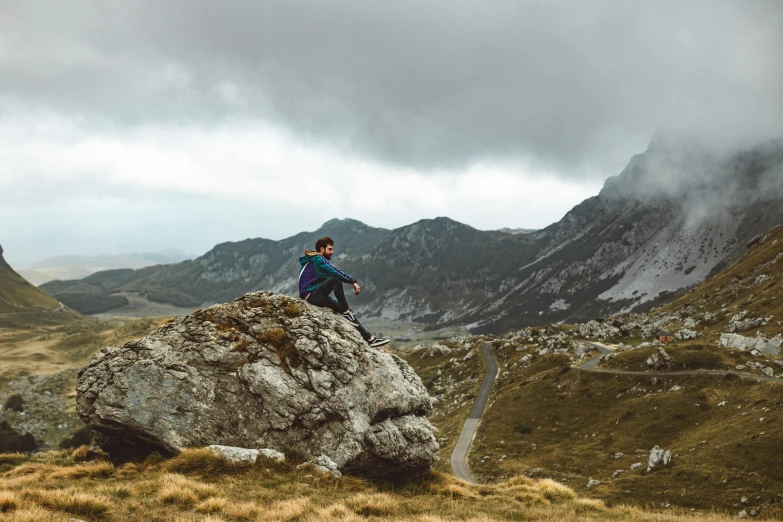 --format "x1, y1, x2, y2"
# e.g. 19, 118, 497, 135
298, 455, 341, 478
646, 348, 671, 370
259, 448, 285, 462
646, 445, 672, 472
209, 445, 259, 464
719, 333, 782, 355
